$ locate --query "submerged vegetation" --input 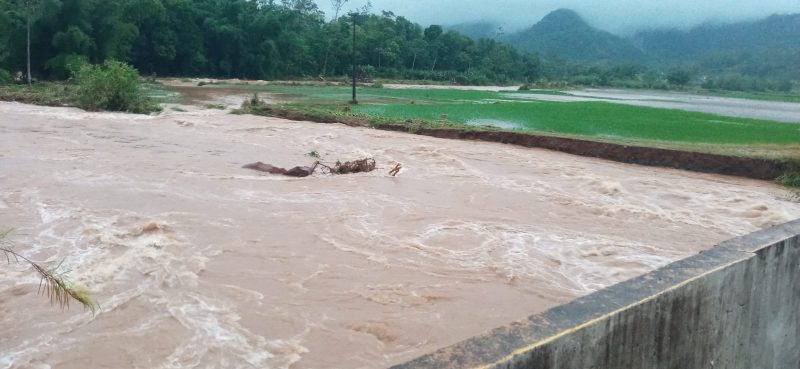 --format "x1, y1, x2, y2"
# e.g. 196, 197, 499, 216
1, 230, 97, 313
74, 60, 160, 113
778, 171, 800, 202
